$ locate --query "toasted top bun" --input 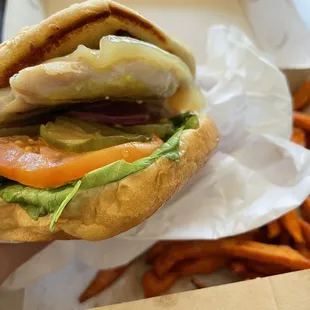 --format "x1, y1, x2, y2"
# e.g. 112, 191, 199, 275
0, 0, 195, 88
0, 115, 219, 241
